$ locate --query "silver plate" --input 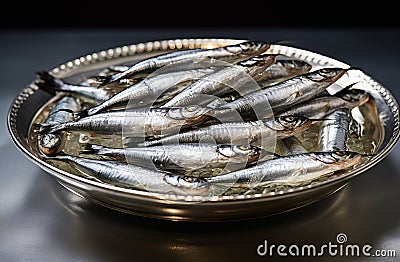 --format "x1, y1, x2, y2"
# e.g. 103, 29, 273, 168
7, 38, 400, 221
